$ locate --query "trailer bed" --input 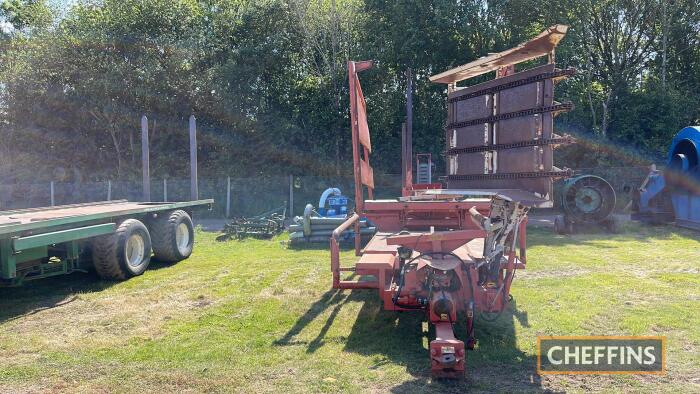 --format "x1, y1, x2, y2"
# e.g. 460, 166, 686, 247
0, 199, 213, 286
0, 200, 212, 235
